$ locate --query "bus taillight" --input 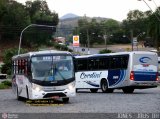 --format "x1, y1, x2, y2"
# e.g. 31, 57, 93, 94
156, 72, 159, 81
130, 71, 134, 80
